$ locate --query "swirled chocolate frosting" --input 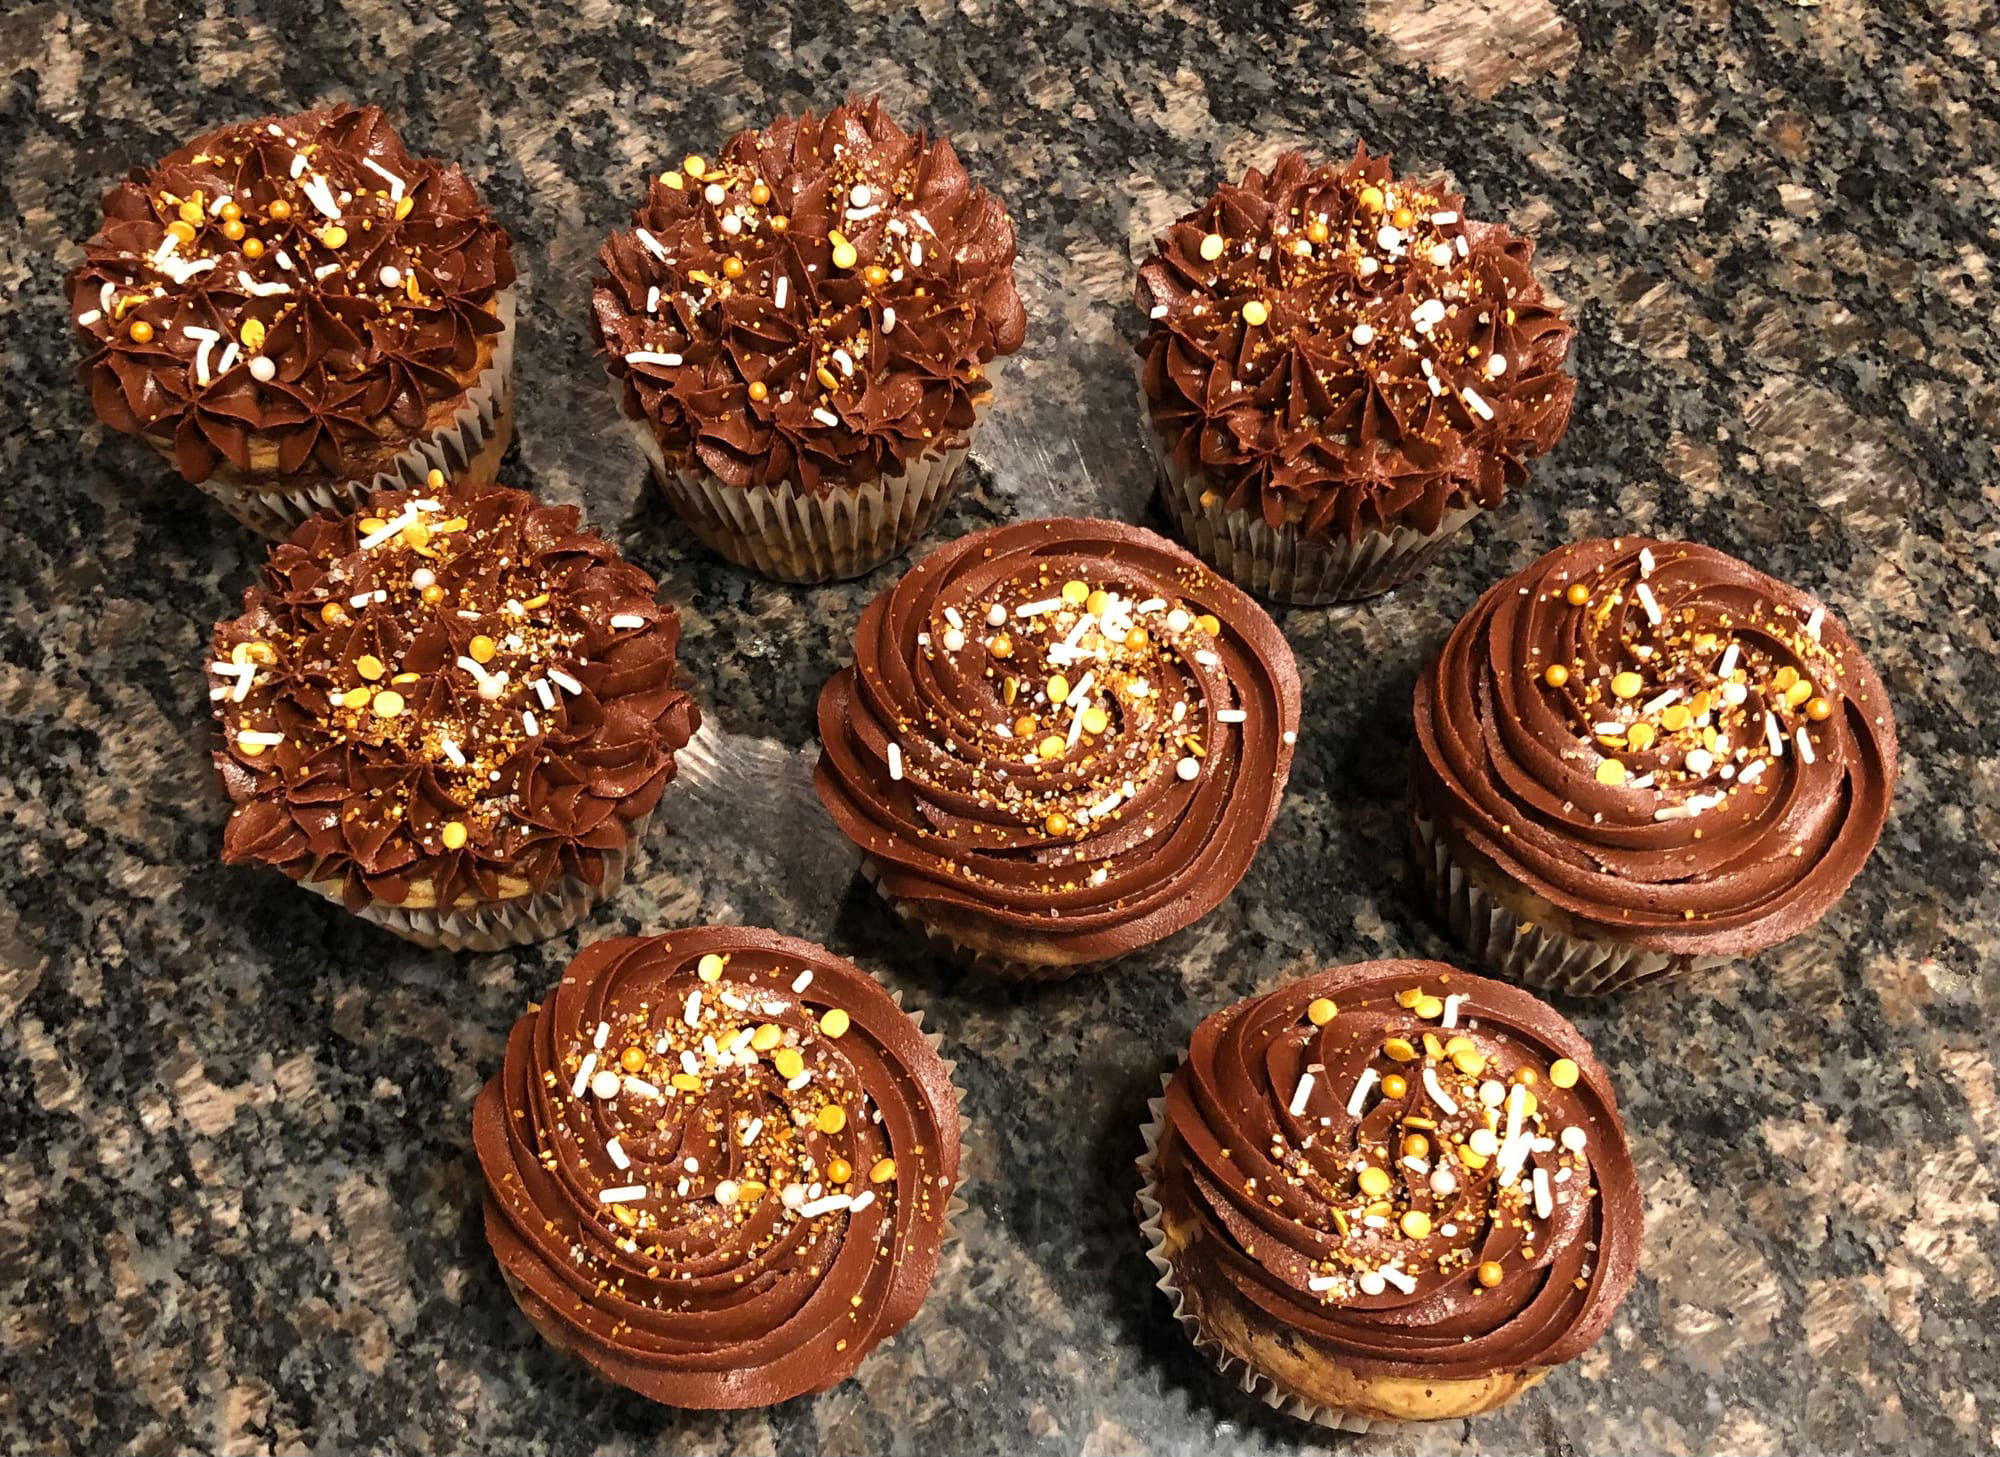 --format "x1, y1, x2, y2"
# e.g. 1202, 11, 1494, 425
68, 103, 515, 484
1152, 960, 1640, 1380
1411, 538, 1898, 956
209, 479, 698, 911
473, 928, 962, 1407
593, 97, 1026, 494
1135, 146, 1575, 543
814, 518, 1301, 963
